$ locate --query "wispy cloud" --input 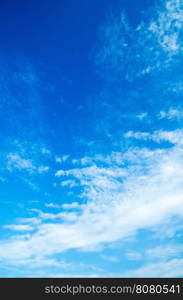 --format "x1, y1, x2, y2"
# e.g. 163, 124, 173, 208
41, 148, 51, 156
3, 224, 34, 232
1, 142, 183, 272
123, 258, 183, 277
7, 153, 35, 174
6, 152, 49, 175
158, 108, 183, 120
124, 129, 183, 144
95, 0, 183, 81
55, 155, 69, 163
